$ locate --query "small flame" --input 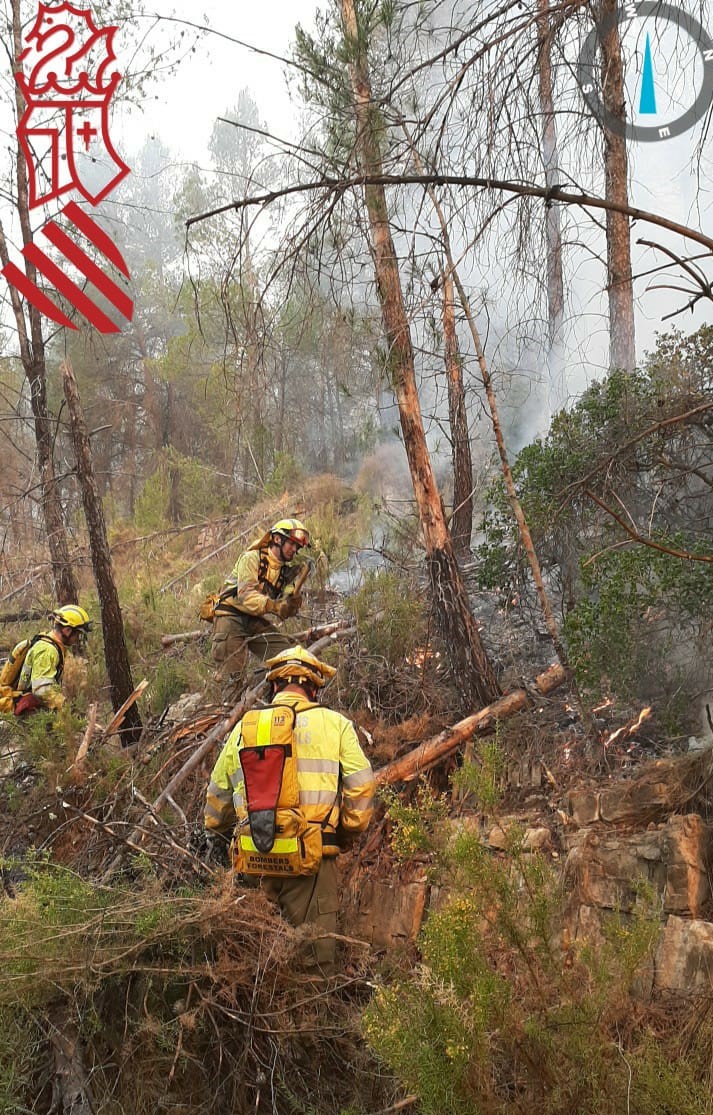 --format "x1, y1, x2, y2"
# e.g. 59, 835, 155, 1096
592, 697, 615, 713
603, 707, 652, 750
404, 646, 440, 668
